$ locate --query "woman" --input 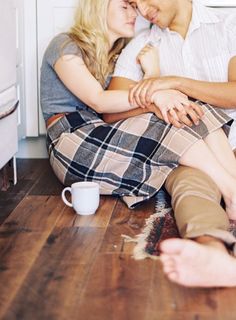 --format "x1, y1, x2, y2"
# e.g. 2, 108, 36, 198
41, 0, 235, 214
